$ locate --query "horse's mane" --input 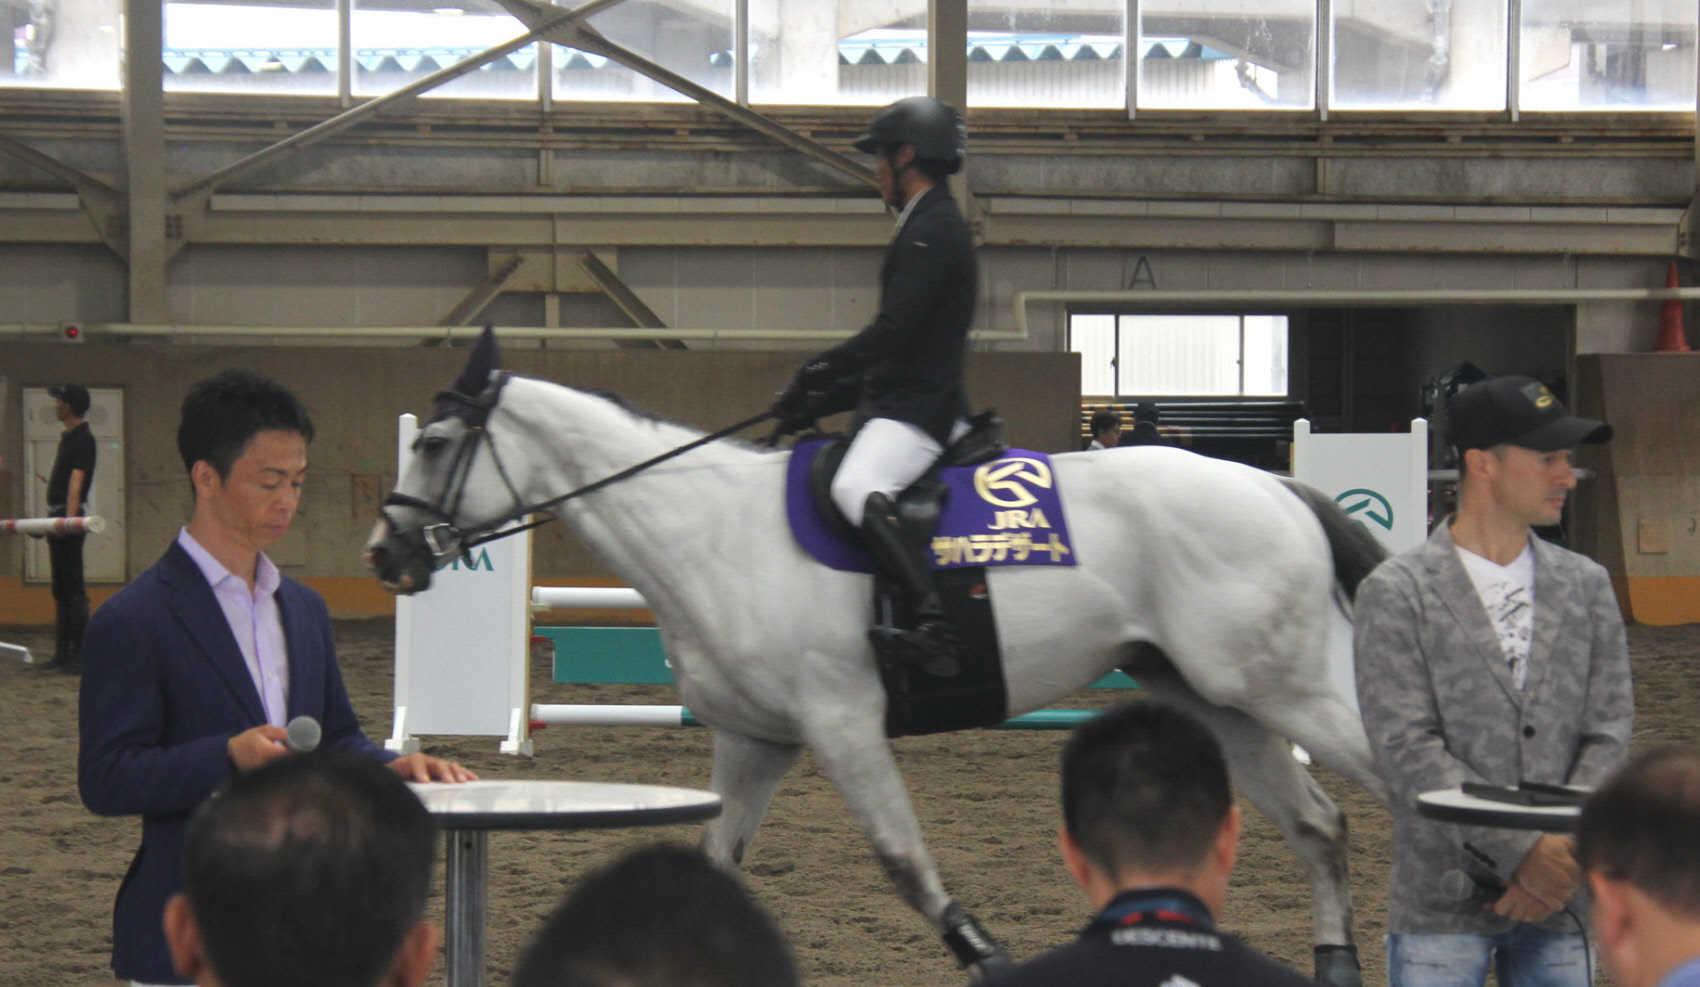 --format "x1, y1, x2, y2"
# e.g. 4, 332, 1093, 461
535, 379, 778, 457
